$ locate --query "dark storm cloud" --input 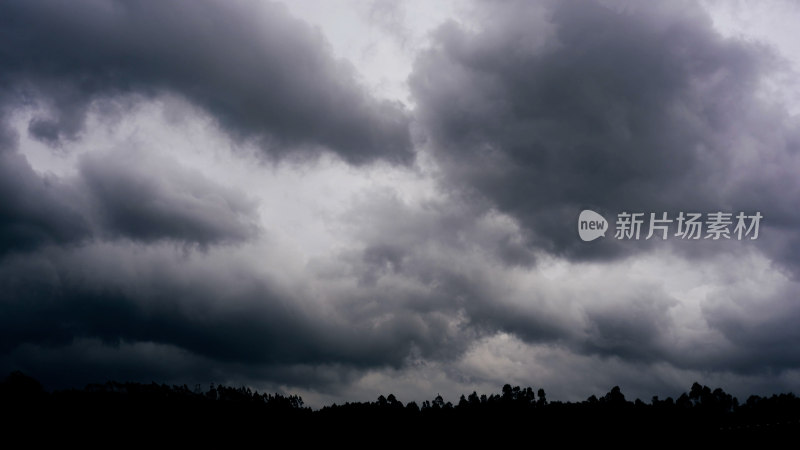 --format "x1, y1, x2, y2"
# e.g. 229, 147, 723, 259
333, 180, 796, 379
578, 289, 677, 363
0, 148, 92, 254
0, 117, 263, 254
0, 90, 92, 255
0, 0, 426, 390
342, 188, 538, 282
402, 0, 800, 381
0, 0, 412, 164
700, 281, 800, 373
0, 242, 475, 387
0, 142, 261, 253
79, 150, 260, 245
337, 188, 676, 361
410, 0, 800, 264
